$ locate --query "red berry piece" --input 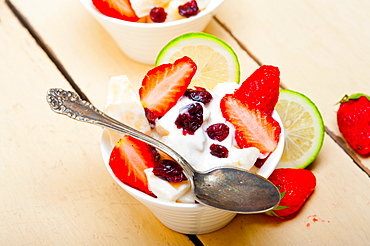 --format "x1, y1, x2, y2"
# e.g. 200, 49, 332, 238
109, 136, 157, 196
210, 144, 229, 158
144, 108, 159, 128
175, 103, 203, 135
221, 94, 281, 155
178, 0, 200, 18
234, 65, 280, 116
254, 154, 270, 168
267, 168, 316, 217
92, 0, 139, 22
152, 159, 188, 183
184, 87, 213, 104
337, 93, 370, 155
148, 145, 161, 162
150, 7, 167, 23
206, 123, 229, 141
139, 56, 197, 119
